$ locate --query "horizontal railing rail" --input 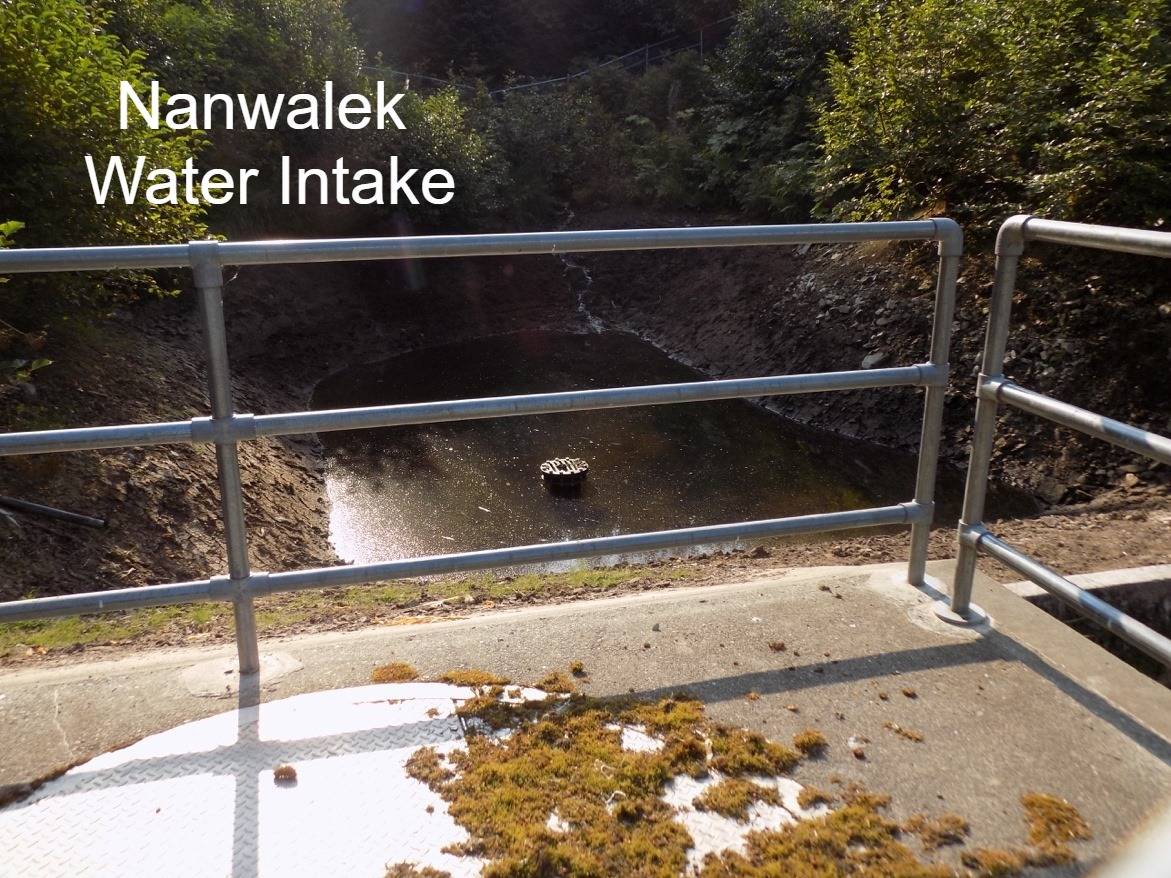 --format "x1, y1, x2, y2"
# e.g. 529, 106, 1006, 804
0, 220, 962, 674
948, 216, 1171, 669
